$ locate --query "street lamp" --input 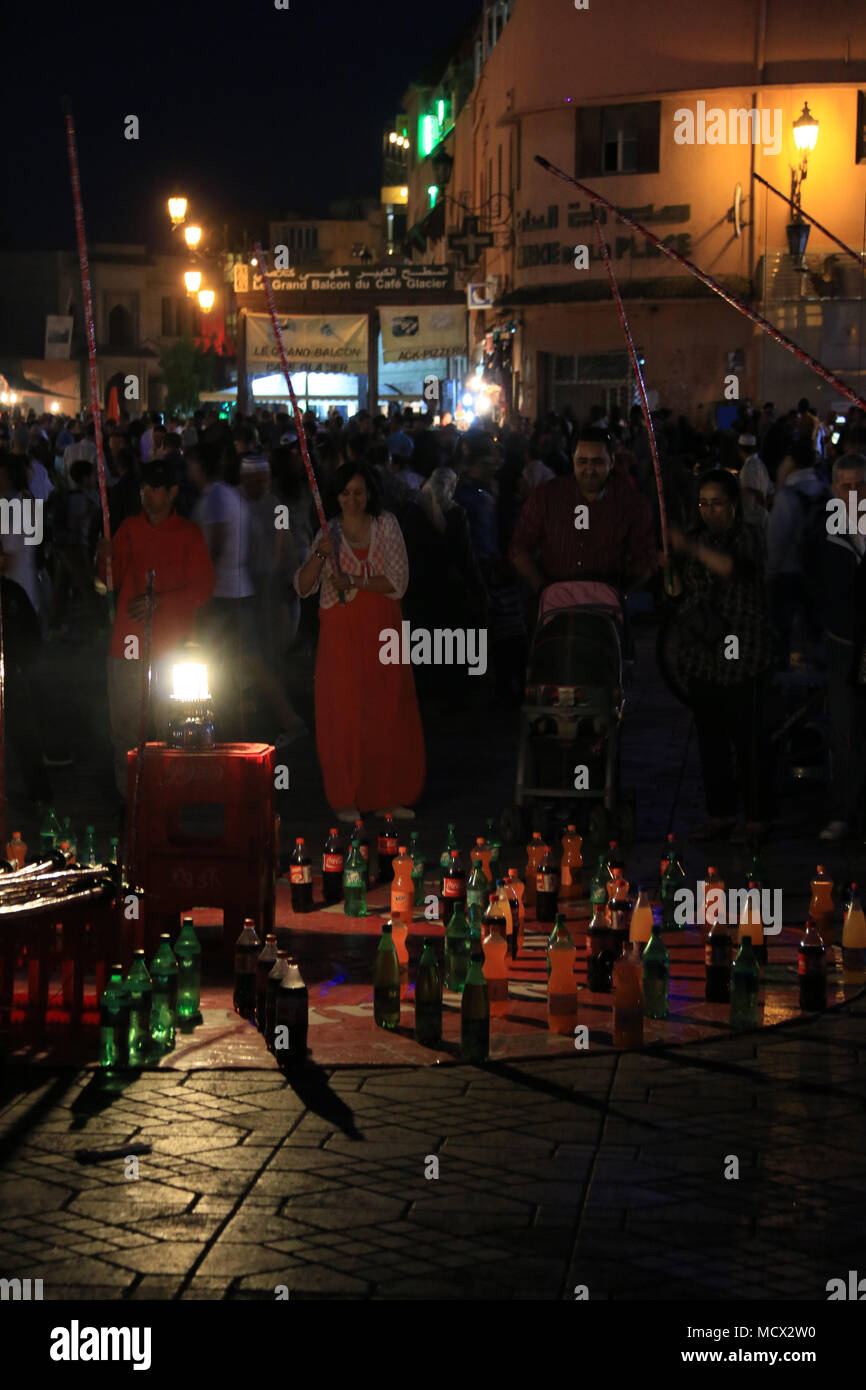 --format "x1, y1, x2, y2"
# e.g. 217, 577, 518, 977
168, 196, 188, 225
198, 289, 215, 311
787, 102, 819, 265
184, 270, 202, 293
183, 224, 203, 249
